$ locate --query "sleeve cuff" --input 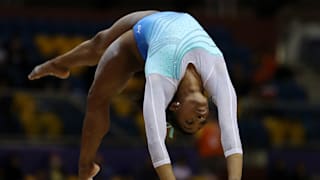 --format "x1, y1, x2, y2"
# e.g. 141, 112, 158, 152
224, 148, 243, 157
153, 158, 171, 168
